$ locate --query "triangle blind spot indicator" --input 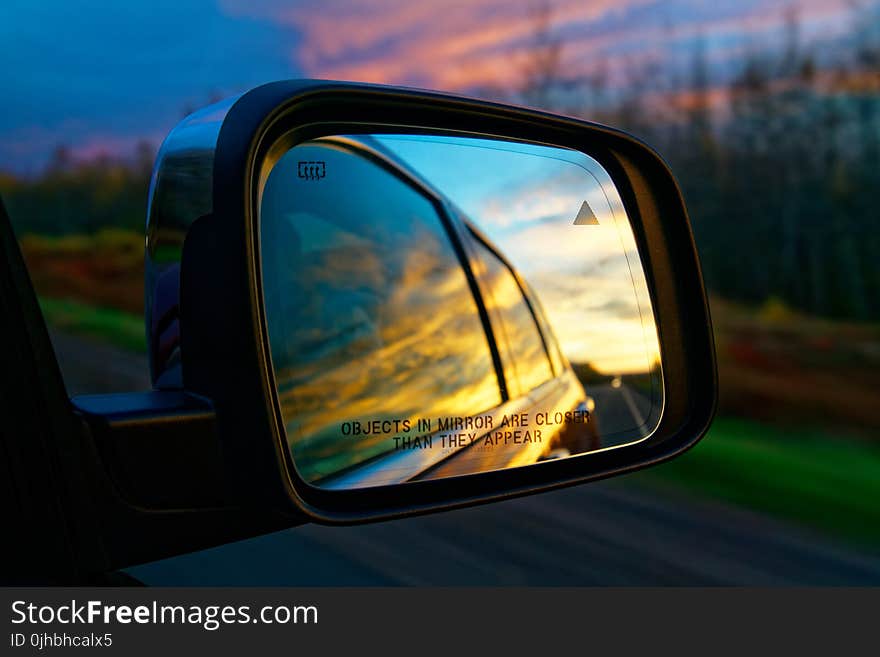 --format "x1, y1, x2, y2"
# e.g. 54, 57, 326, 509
573, 201, 599, 225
